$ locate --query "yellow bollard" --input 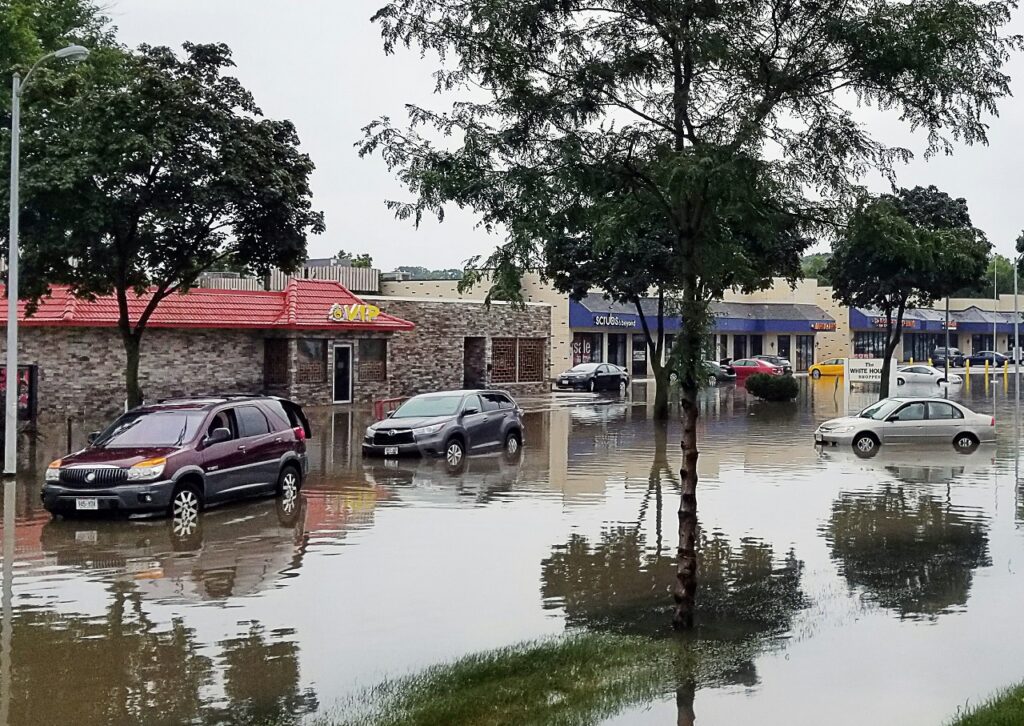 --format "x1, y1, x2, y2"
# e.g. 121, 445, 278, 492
1004, 360, 1009, 387
910, 357, 914, 365
966, 359, 971, 376
928, 358, 933, 367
